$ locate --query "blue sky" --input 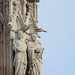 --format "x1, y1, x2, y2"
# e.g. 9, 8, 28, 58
38, 0, 75, 75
